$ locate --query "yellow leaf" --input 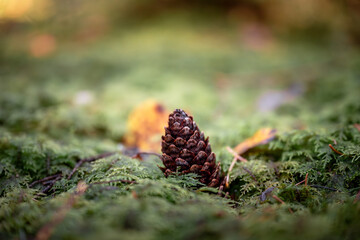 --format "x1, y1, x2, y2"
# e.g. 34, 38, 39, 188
234, 128, 276, 154
124, 100, 168, 152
